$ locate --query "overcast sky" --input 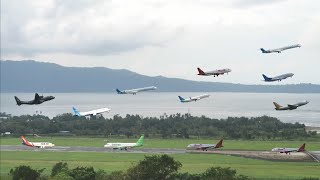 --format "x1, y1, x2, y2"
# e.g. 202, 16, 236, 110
1, 0, 320, 84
